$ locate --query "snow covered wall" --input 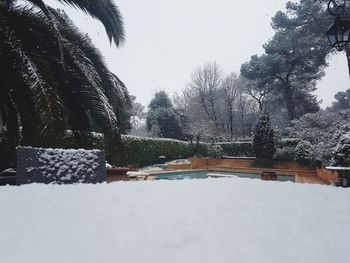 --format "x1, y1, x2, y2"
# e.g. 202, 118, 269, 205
16, 147, 106, 185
